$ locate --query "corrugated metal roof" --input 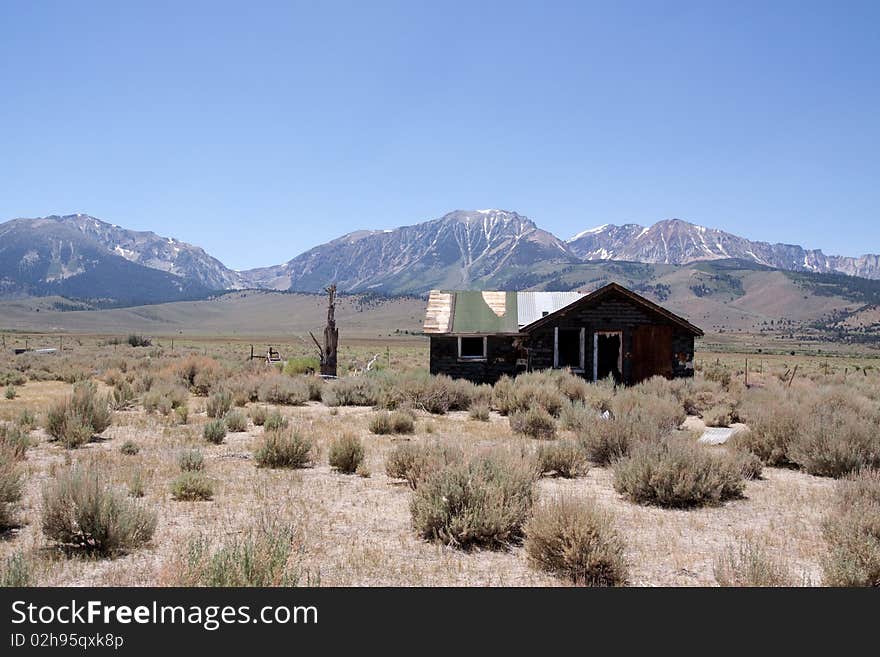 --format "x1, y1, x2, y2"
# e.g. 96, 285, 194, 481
516, 291, 583, 328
